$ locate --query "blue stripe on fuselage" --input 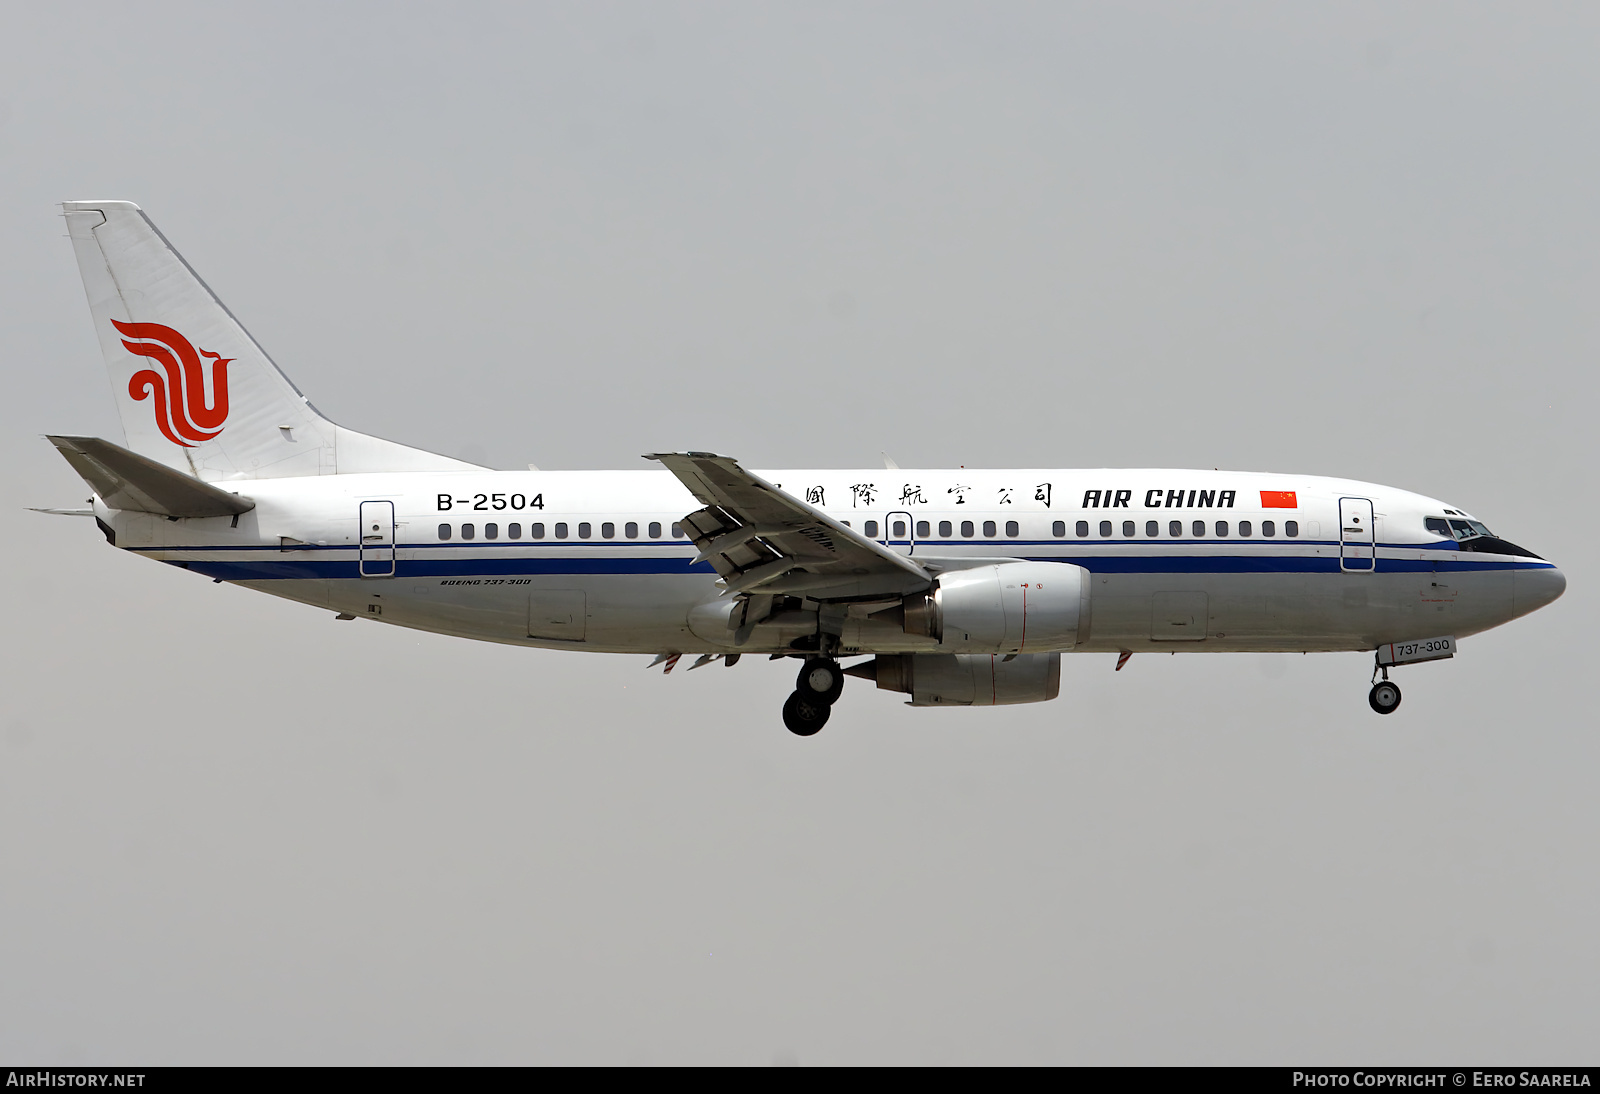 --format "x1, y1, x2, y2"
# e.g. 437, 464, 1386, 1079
153, 550, 1552, 582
